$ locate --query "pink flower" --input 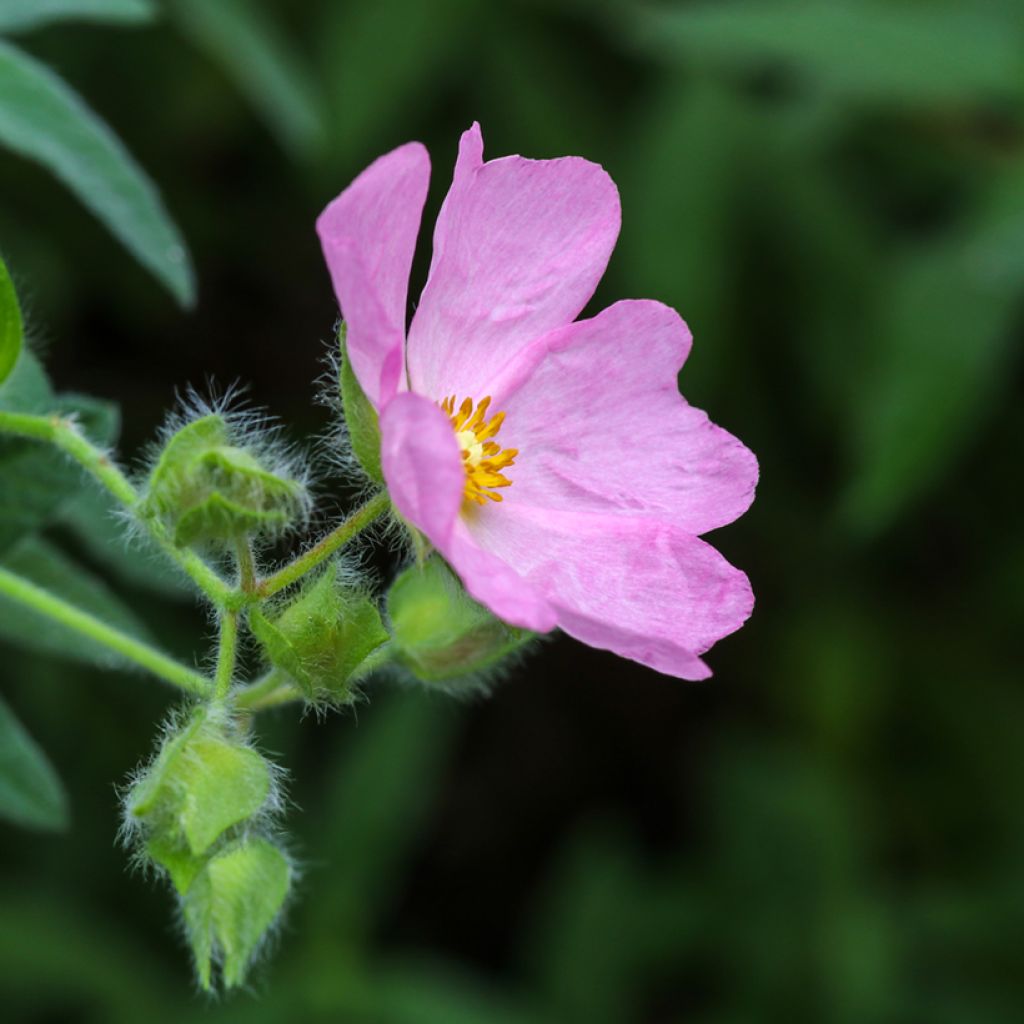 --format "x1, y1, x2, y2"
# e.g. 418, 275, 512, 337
317, 124, 757, 680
